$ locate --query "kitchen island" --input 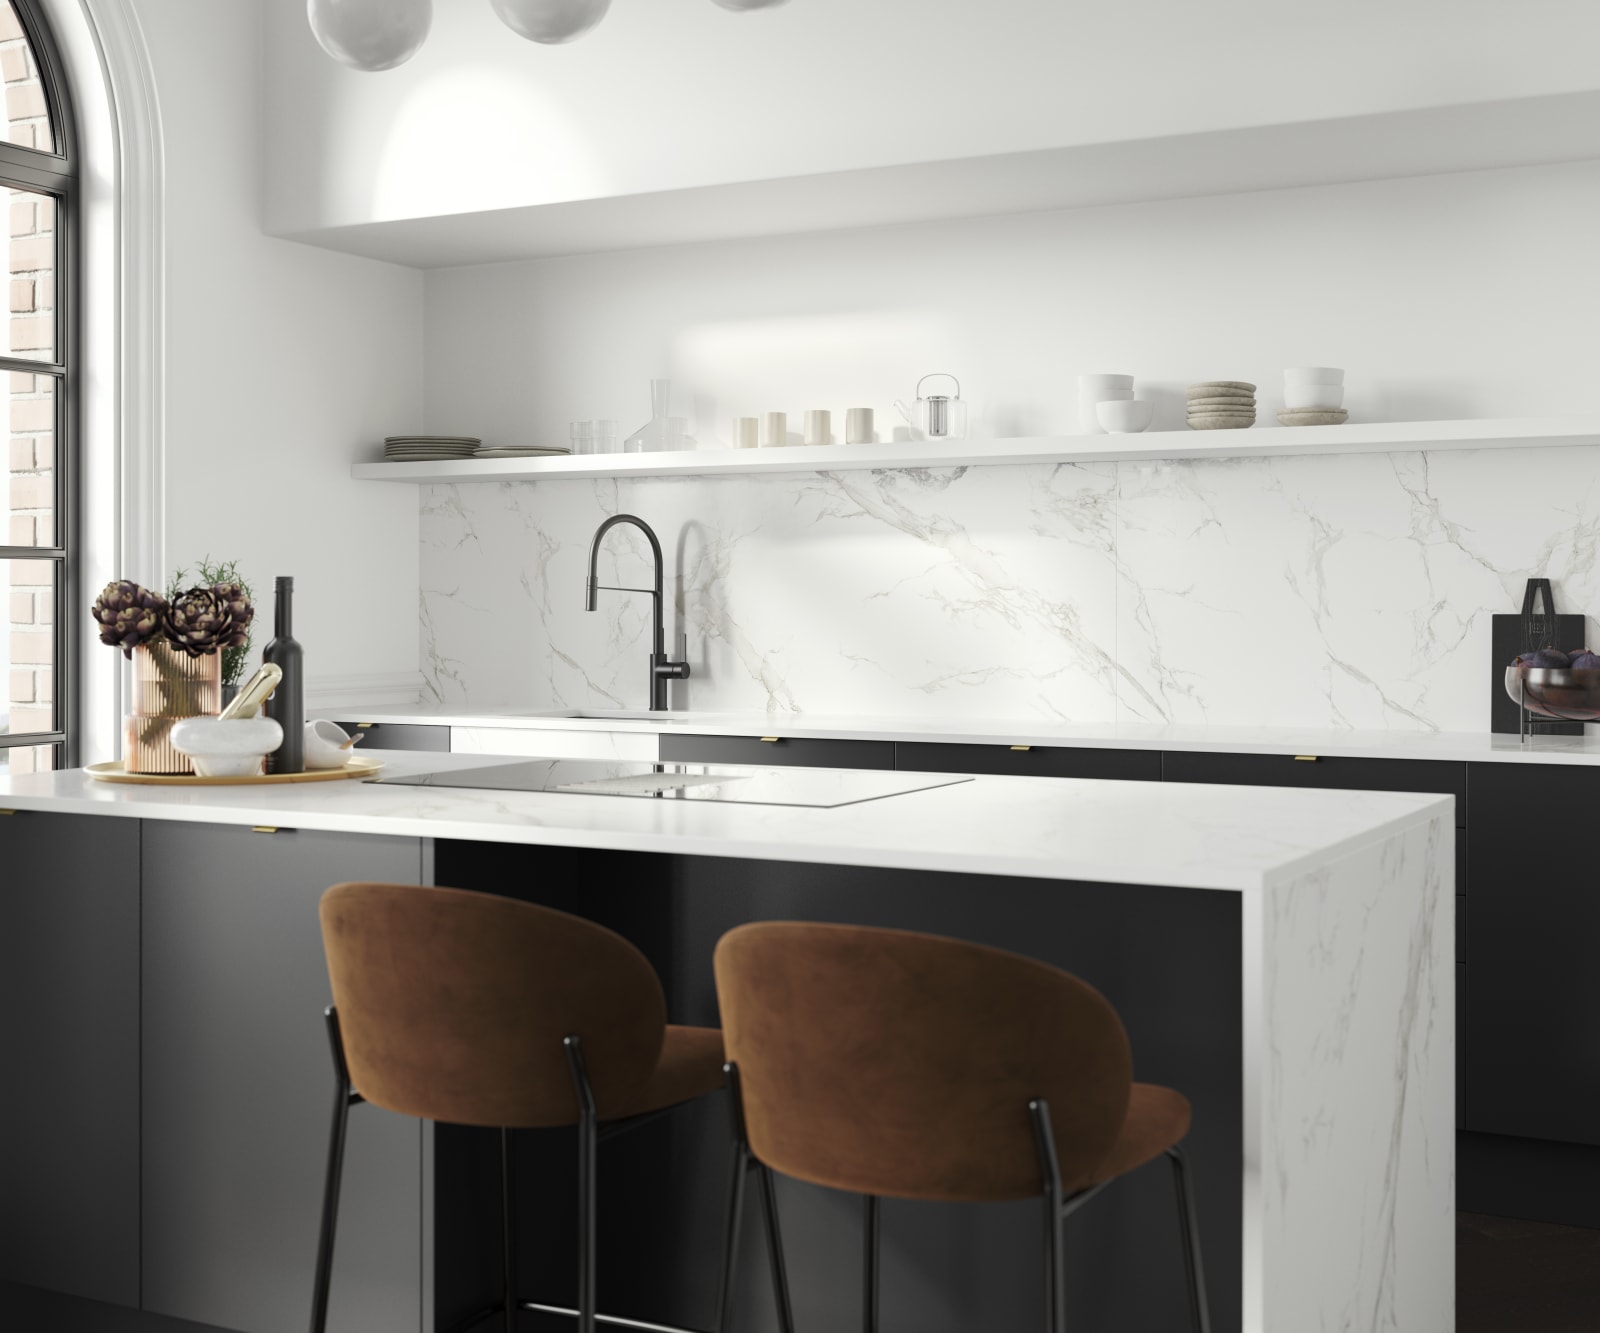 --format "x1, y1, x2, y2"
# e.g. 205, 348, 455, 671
0, 752, 1452, 1333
